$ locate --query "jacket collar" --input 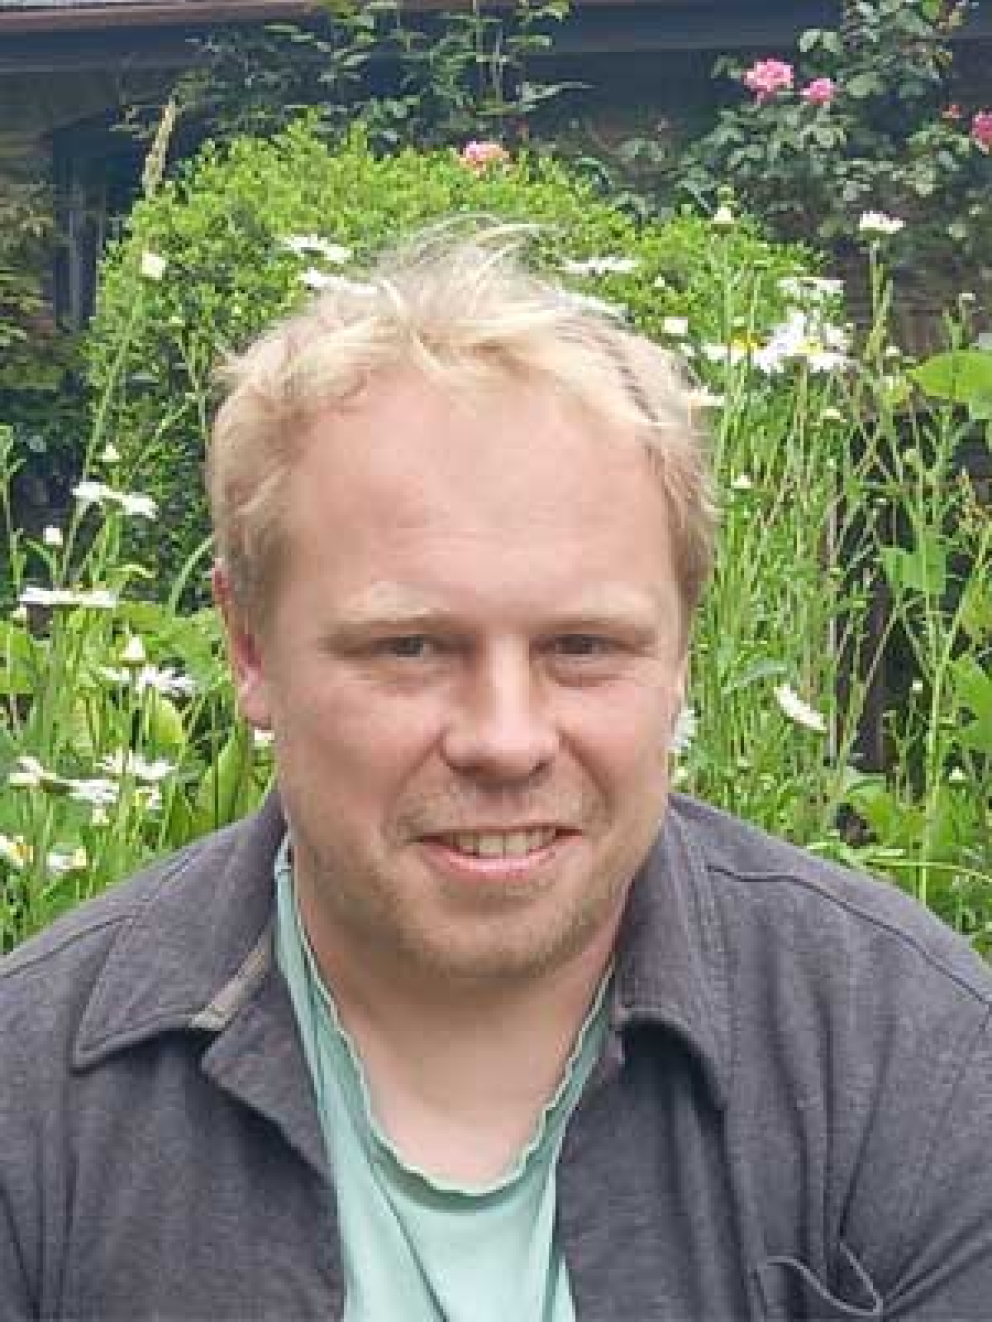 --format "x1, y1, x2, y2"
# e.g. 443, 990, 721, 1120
73, 792, 332, 1177
73, 790, 728, 1109
611, 796, 730, 1109
74, 792, 287, 1067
